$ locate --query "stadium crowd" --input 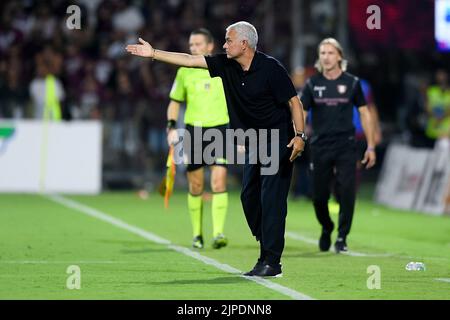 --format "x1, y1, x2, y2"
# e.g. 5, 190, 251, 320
0, 0, 280, 187
0, 0, 449, 189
